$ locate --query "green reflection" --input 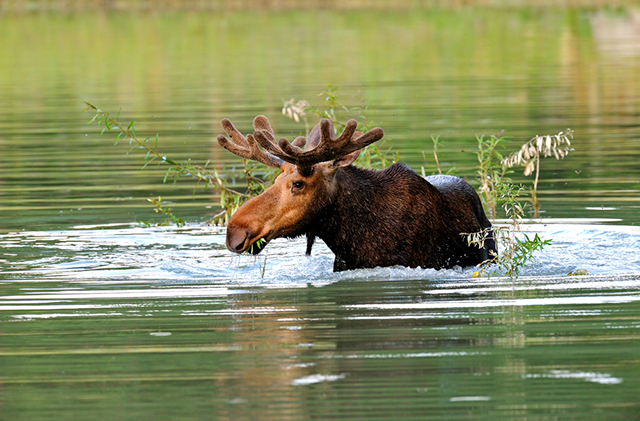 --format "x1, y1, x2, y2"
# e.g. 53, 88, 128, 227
2, 277, 640, 420
0, 9, 639, 230
1, 10, 640, 418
